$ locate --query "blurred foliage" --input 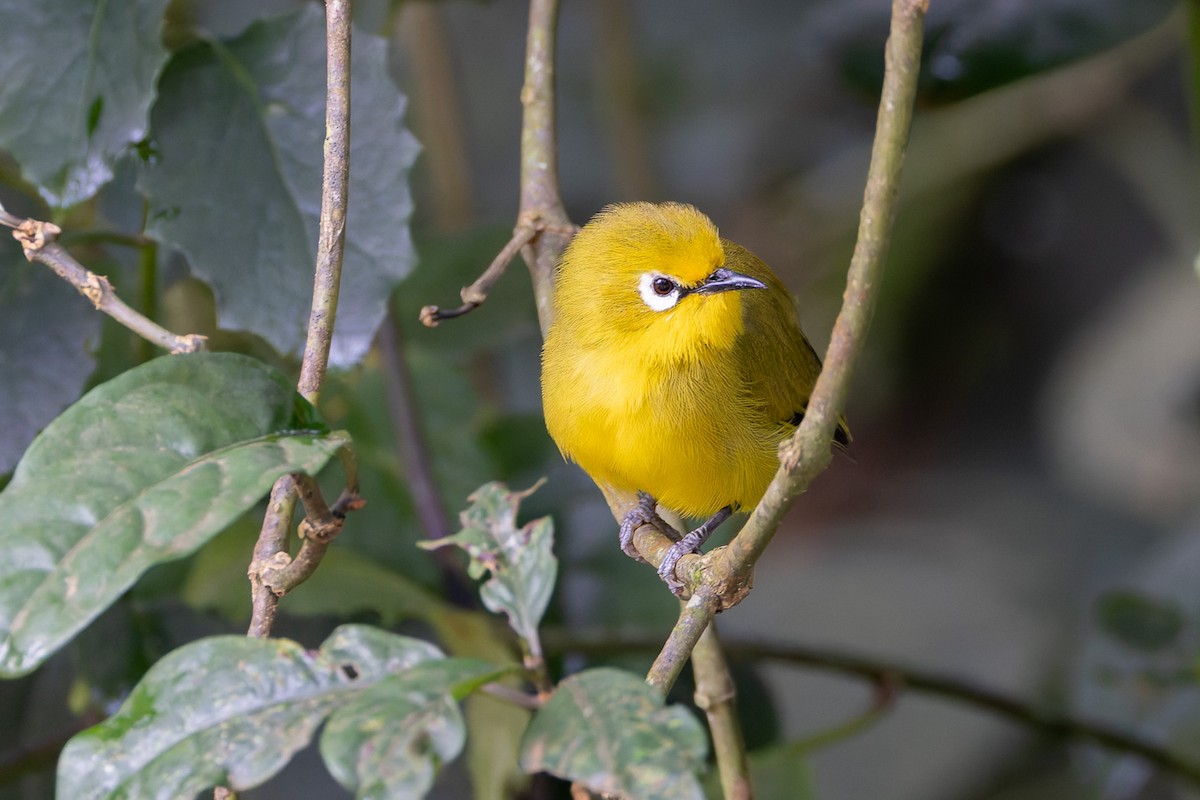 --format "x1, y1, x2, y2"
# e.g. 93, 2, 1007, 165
1096, 591, 1187, 654
840, 0, 1179, 103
